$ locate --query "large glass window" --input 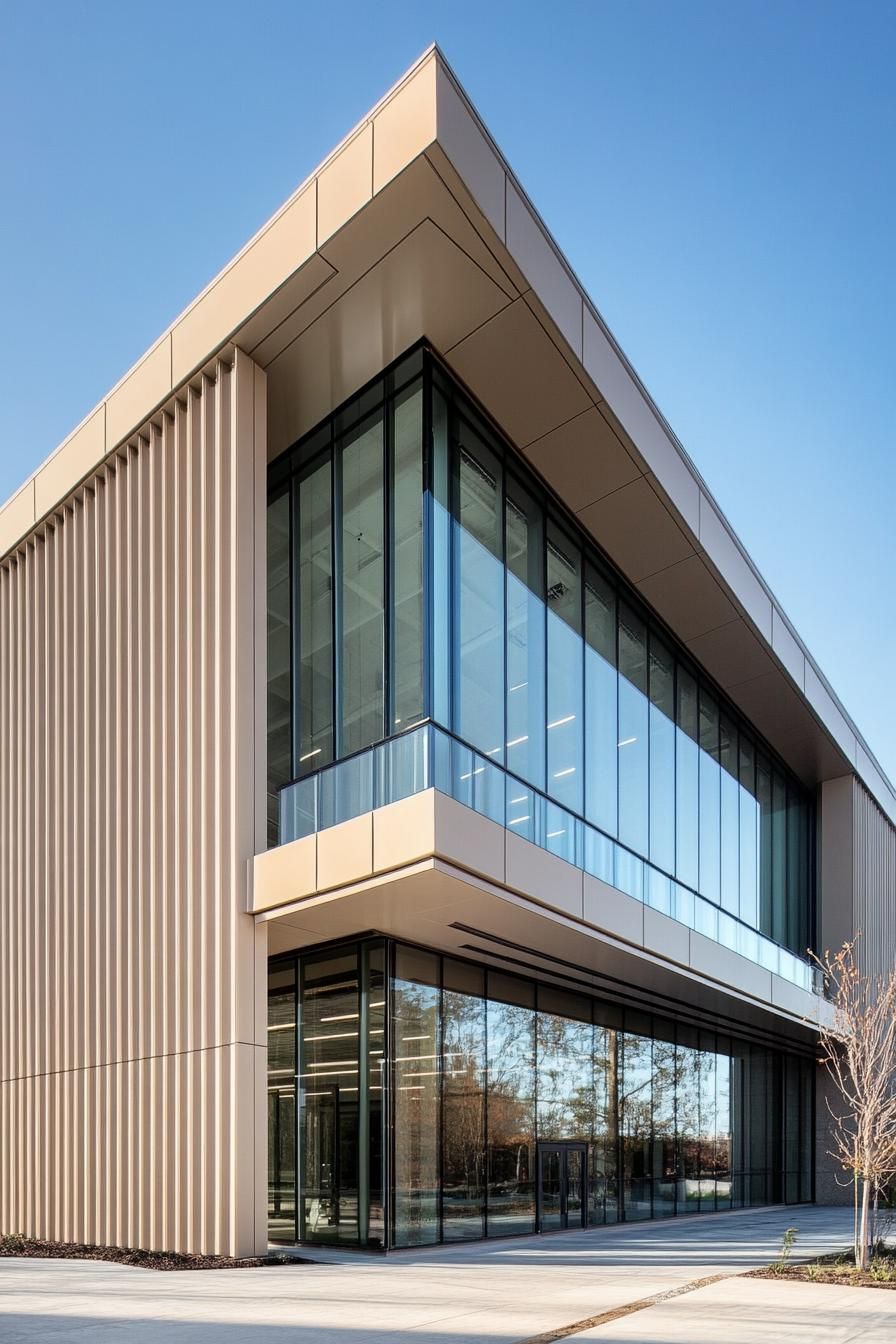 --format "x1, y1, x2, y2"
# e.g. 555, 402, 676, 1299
648, 635, 675, 874
340, 412, 385, 757
442, 959, 486, 1241
505, 478, 545, 788
584, 566, 617, 837
486, 974, 536, 1236
546, 523, 584, 814
268, 962, 297, 1241
267, 490, 292, 844
391, 383, 424, 733
455, 426, 505, 761
297, 456, 334, 775
617, 605, 649, 854
270, 348, 814, 963
392, 945, 441, 1247
275, 941, 815, 1247
299, 948, 361, 1244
